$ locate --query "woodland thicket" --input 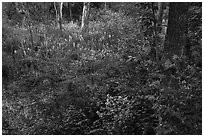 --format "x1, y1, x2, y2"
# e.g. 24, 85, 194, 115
2, 2, 202, 135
